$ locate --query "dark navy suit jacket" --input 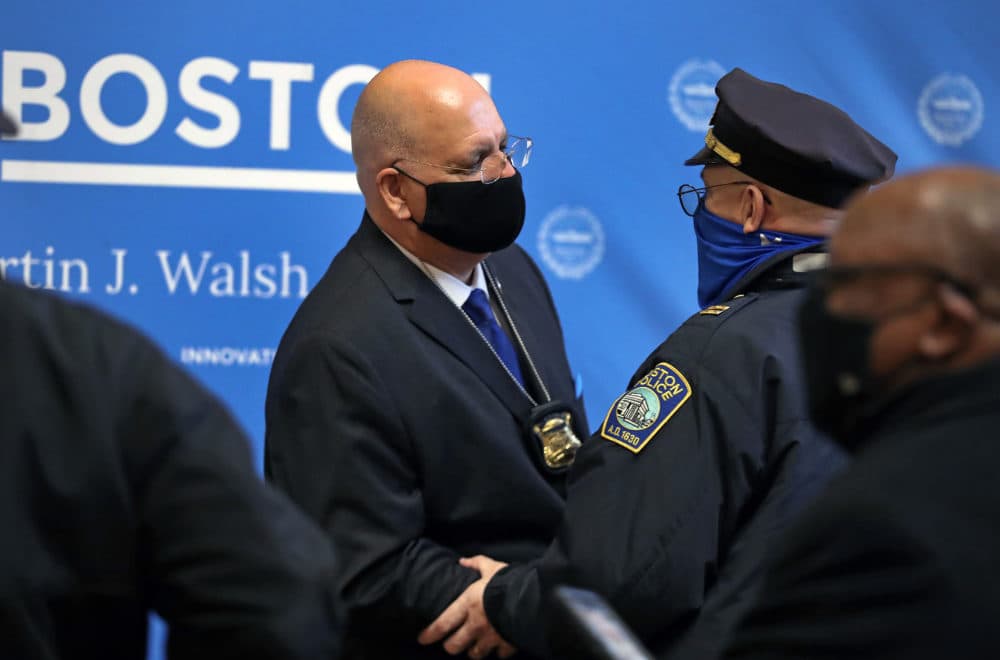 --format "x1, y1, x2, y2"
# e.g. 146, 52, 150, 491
265, 214, 587, 659
726, 360, 1000, 659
